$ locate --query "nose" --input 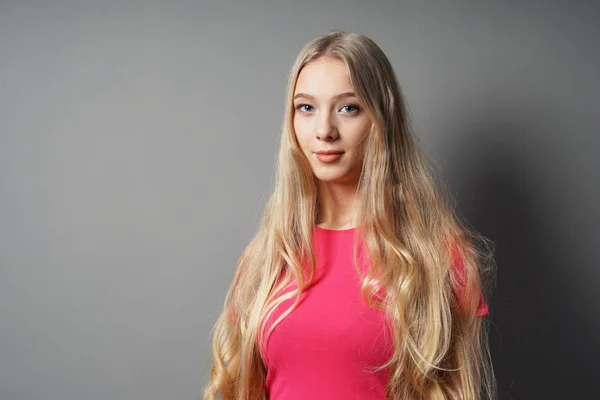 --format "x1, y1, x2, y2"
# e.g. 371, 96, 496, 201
315, 110, 339, 141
